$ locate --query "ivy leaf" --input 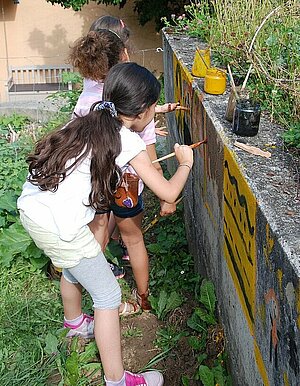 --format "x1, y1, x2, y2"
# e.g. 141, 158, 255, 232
198, 365, 215, 386
199, 279, 216, 314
